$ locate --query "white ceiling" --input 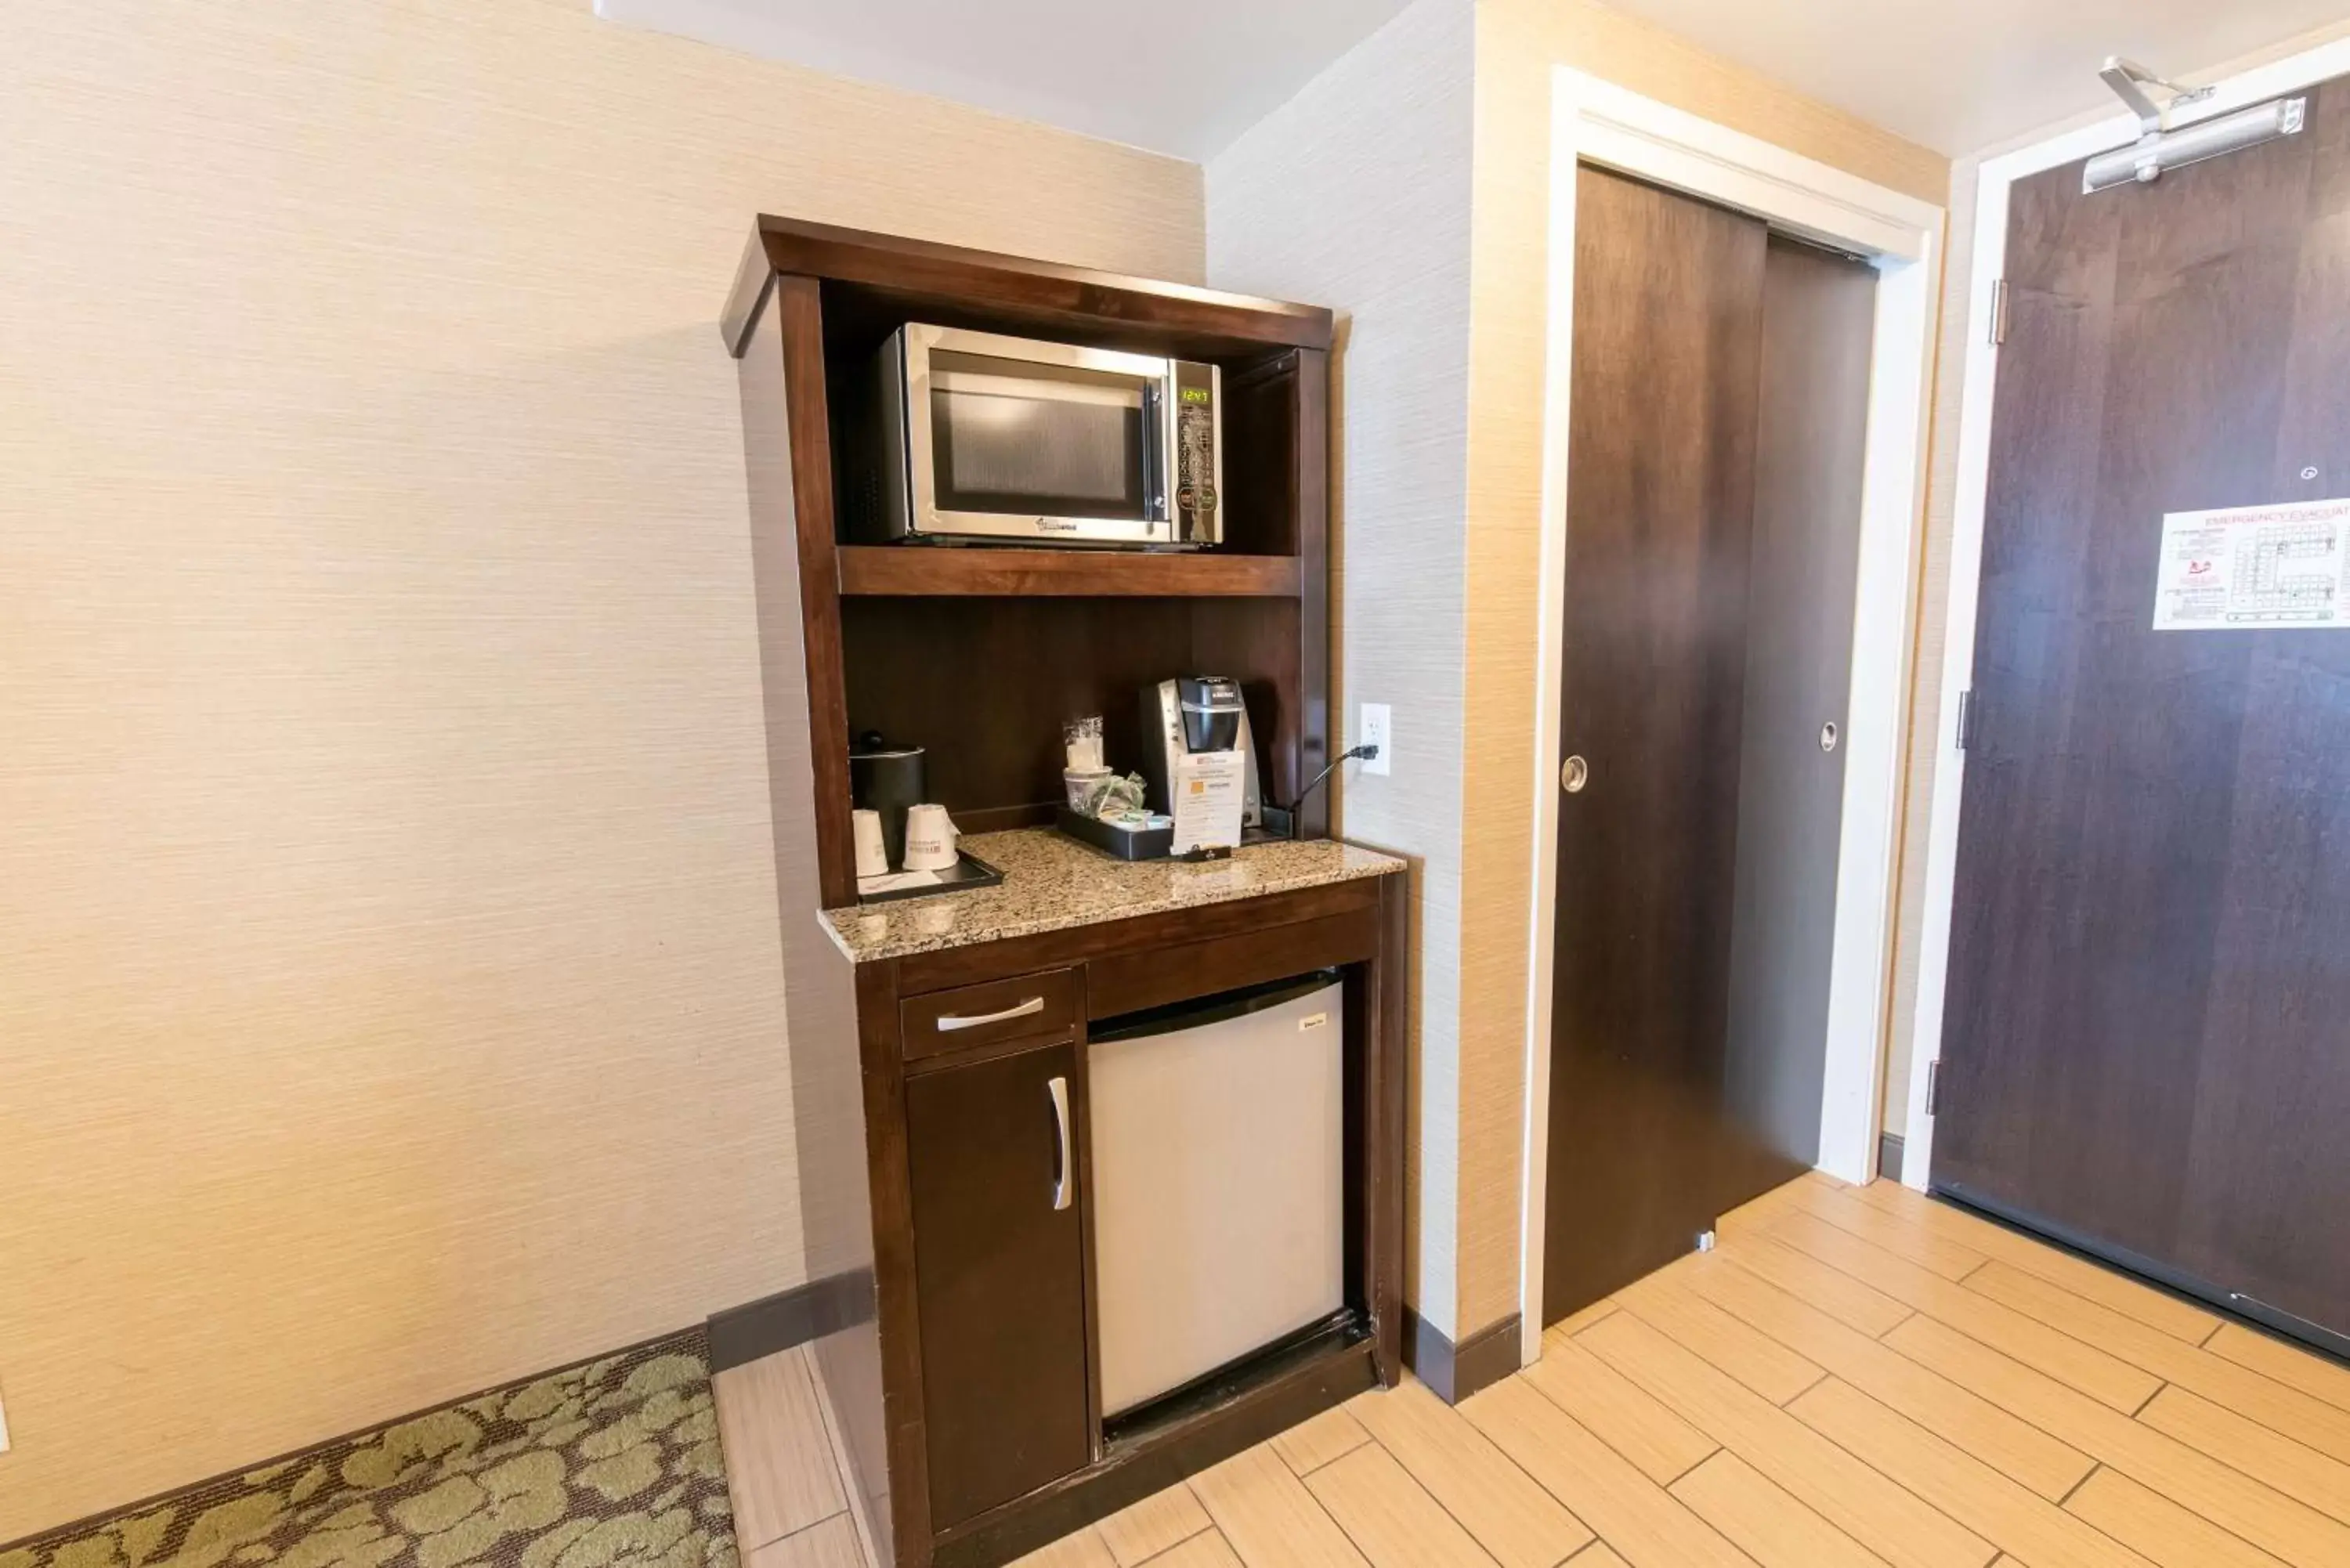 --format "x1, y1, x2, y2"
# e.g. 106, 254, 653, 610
592, 0, 1416, 161
1600, 0, 2350, 154
598, 0, 2347, 160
